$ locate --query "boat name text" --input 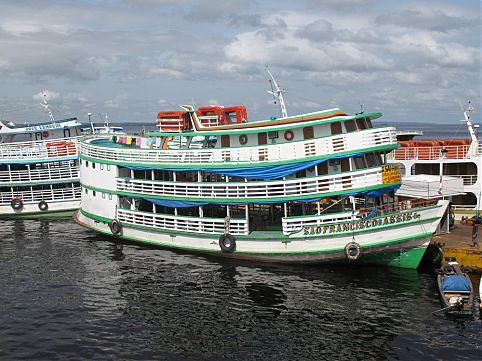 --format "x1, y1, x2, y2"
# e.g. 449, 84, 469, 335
25, 123, 62, 131
301, 212, 420, 237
